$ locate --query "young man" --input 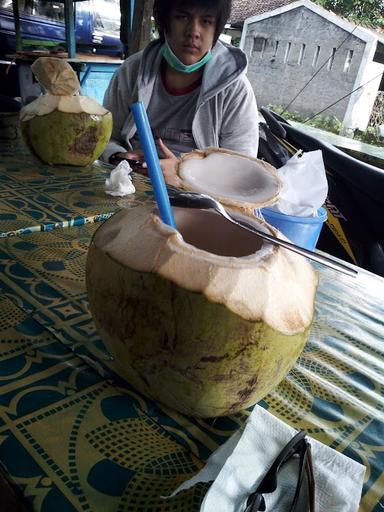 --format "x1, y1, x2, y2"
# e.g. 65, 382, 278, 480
102, 0, 259, 186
